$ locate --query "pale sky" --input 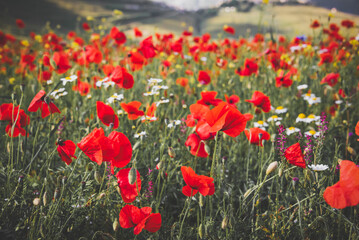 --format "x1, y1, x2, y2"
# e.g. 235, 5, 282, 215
151, 0, 227, 10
